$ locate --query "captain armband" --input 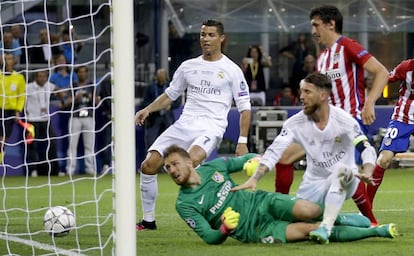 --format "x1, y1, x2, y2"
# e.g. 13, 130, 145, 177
355, 138, 376, 166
